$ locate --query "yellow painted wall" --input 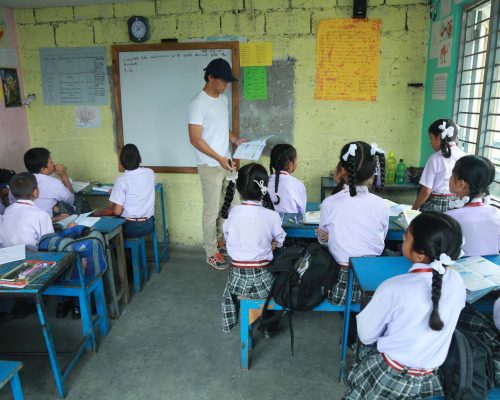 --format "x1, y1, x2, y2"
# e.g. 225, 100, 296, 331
14, 0, 428, 245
